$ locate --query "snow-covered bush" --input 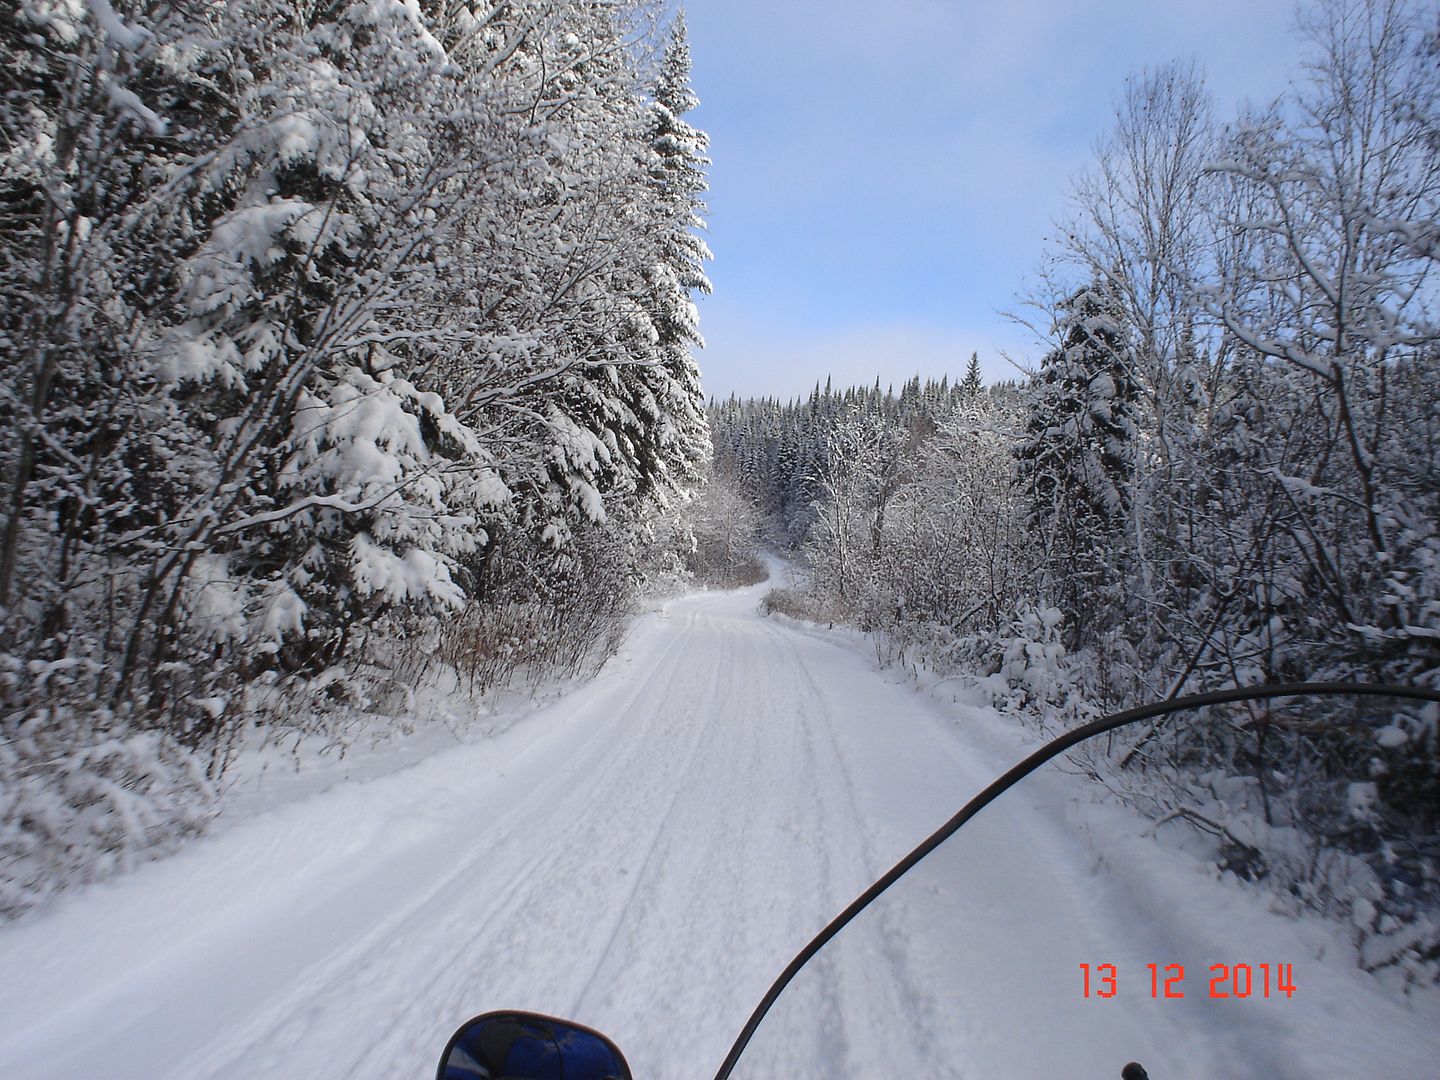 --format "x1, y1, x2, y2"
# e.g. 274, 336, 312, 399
0, 719, 213, 920
939, 602, 1094, 730
760, 587, 851, 627
439, 520, 639, 697
992, 605, 1075, 714
679, 474, 767, 588
1091, 695, 1440, 986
